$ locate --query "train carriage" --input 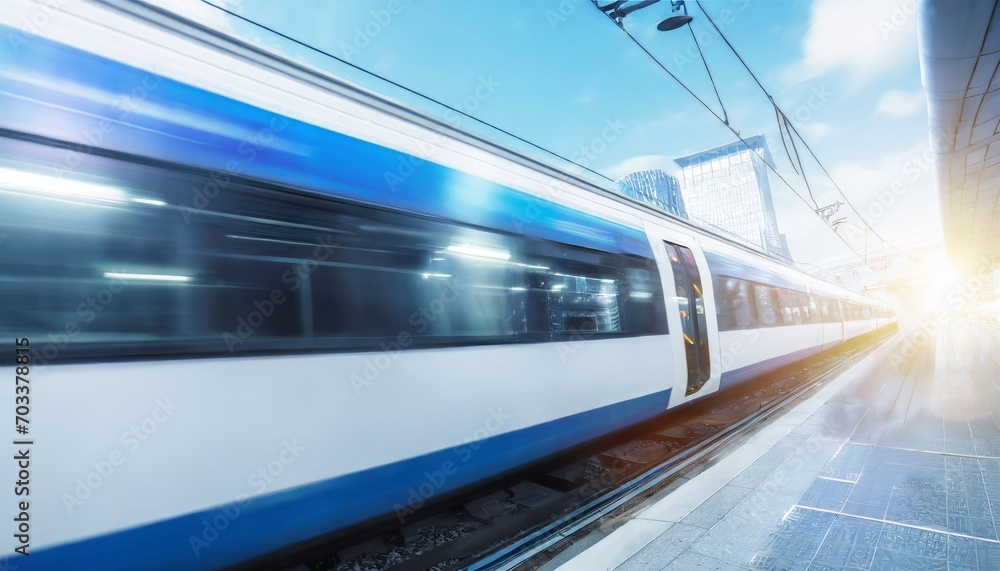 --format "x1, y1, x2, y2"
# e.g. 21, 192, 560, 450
0, 2, 894, 569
